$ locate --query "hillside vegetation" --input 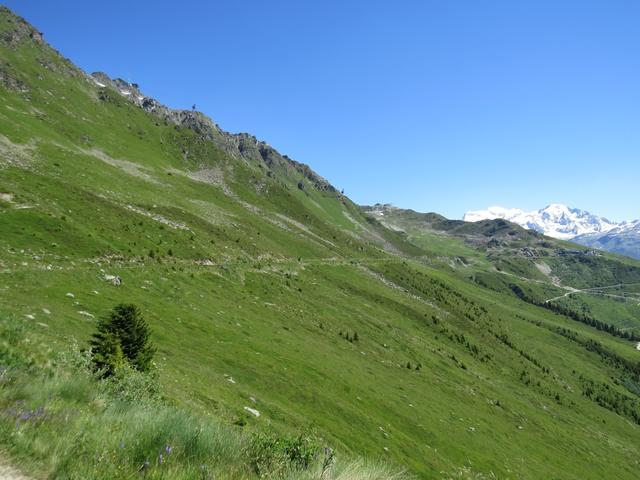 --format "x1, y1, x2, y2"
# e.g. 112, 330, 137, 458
1, 7, 640, 479
364, 204, 640, 337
